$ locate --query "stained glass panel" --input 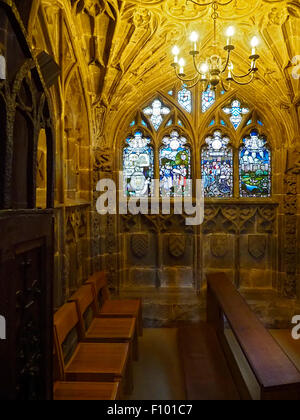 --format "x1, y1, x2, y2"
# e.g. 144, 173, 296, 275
160, 130, 192, 197
143, 99, 170, 131
239, 130, 271, 197
201, 130, 233, 198
202, 87, 216, 113
123, 131, 154, 197
223, 99, 249, 130
178, 86, 192, 113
